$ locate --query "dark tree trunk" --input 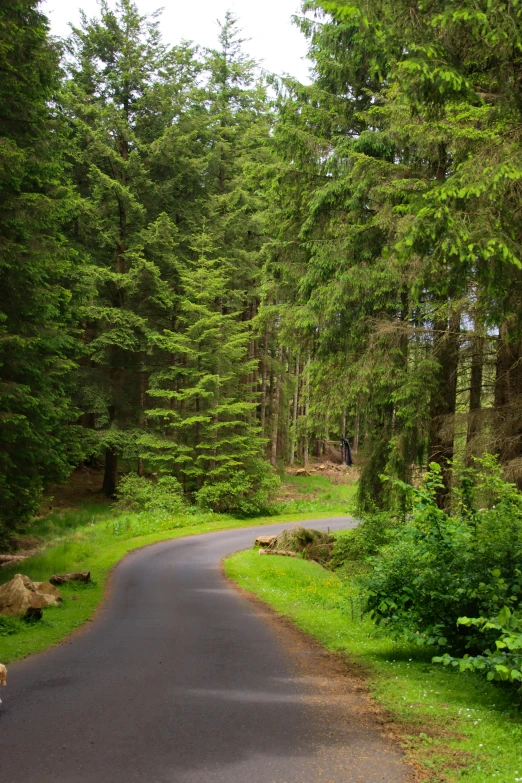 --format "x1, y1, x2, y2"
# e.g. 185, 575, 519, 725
289, 356, 300, 465
466, 325, 484, 465
494, 322, 522, 482
270, 346, 283, 468
428, 307, 461, 507
103, 448, 118, 497
260, 331, 269, 431
353, 405, 360, 454
303, 357, 310, 467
